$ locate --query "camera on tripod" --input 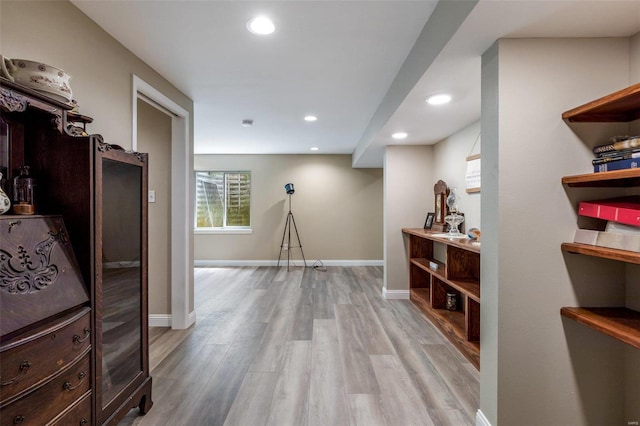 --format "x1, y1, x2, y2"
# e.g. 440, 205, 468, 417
278, 183, 307, 270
